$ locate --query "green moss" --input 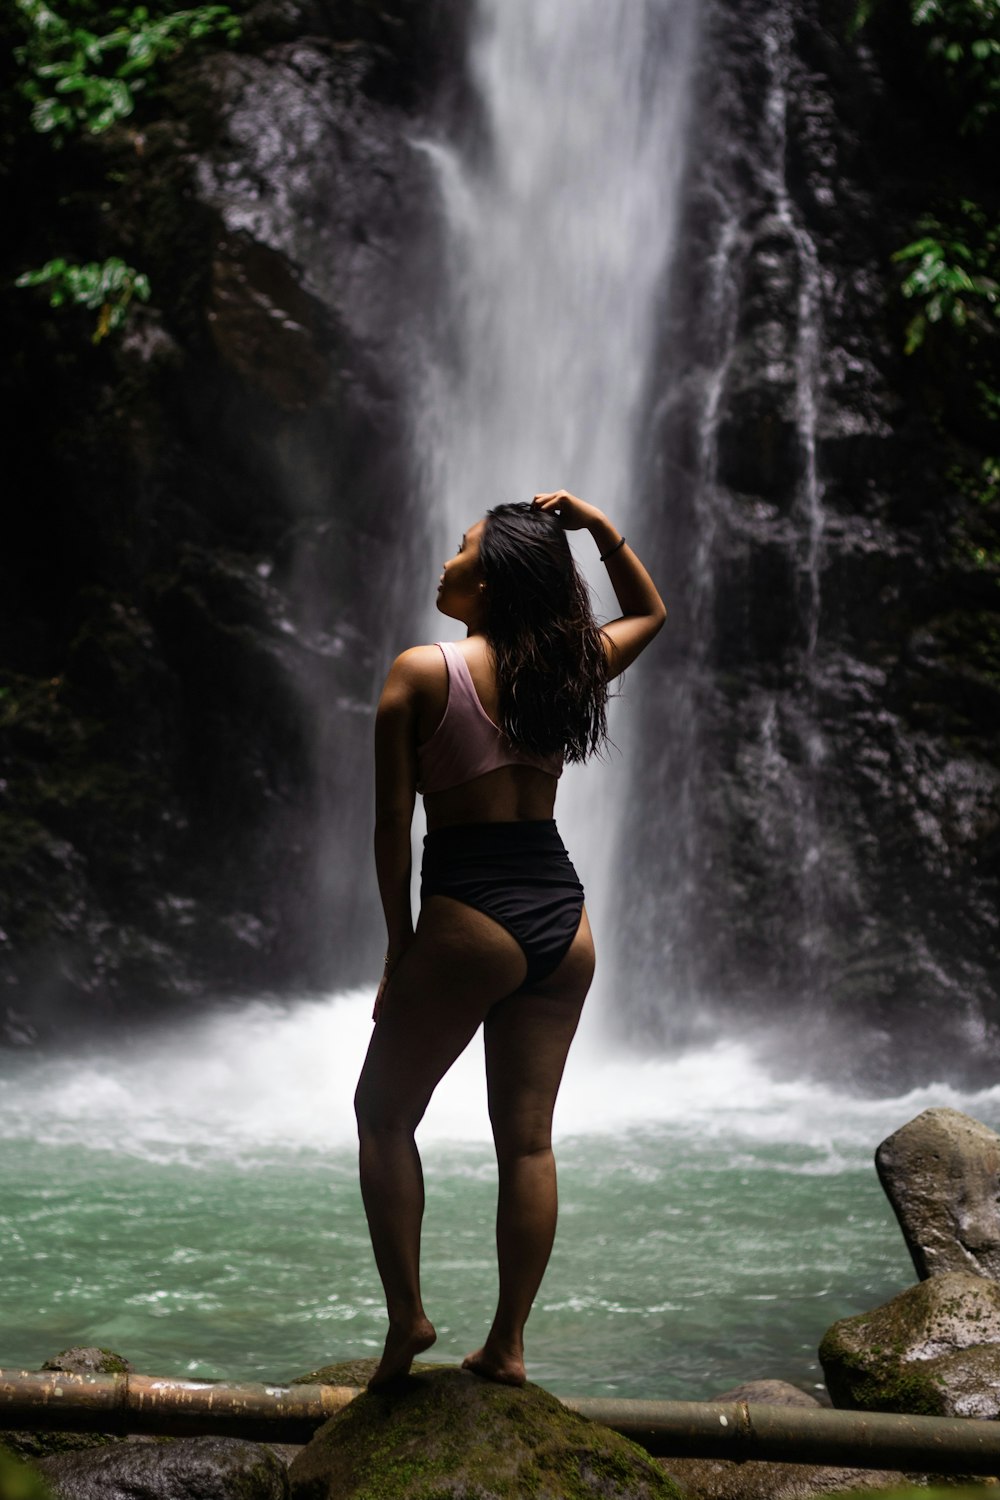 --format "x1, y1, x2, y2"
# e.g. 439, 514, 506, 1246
0, 1449, 54, 1500
91, 1349, 132, 1376
288, 1369, 682, 1500
0, 1430, 125, 1462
